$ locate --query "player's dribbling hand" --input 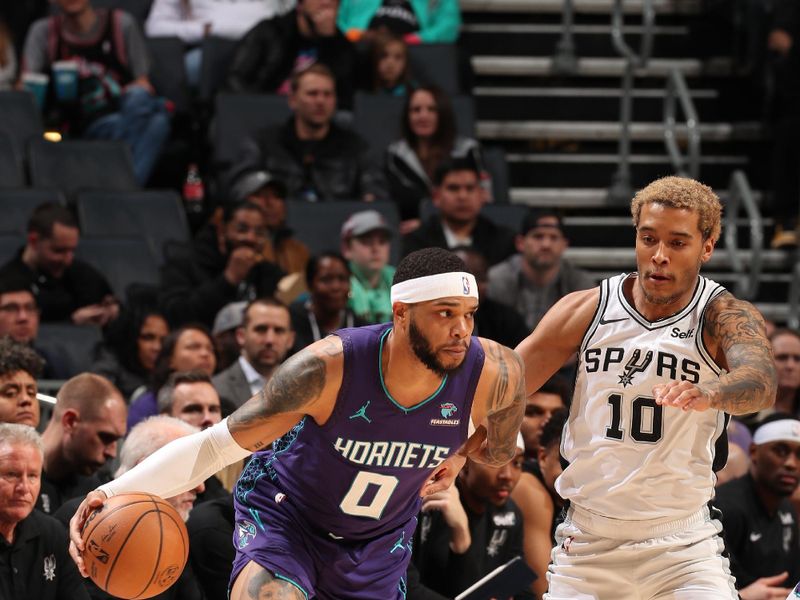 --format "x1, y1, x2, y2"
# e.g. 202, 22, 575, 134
420, 453, 466, 498
653, 381, 713, 412
68, 489, 108, 577
739, 571, 792, 600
